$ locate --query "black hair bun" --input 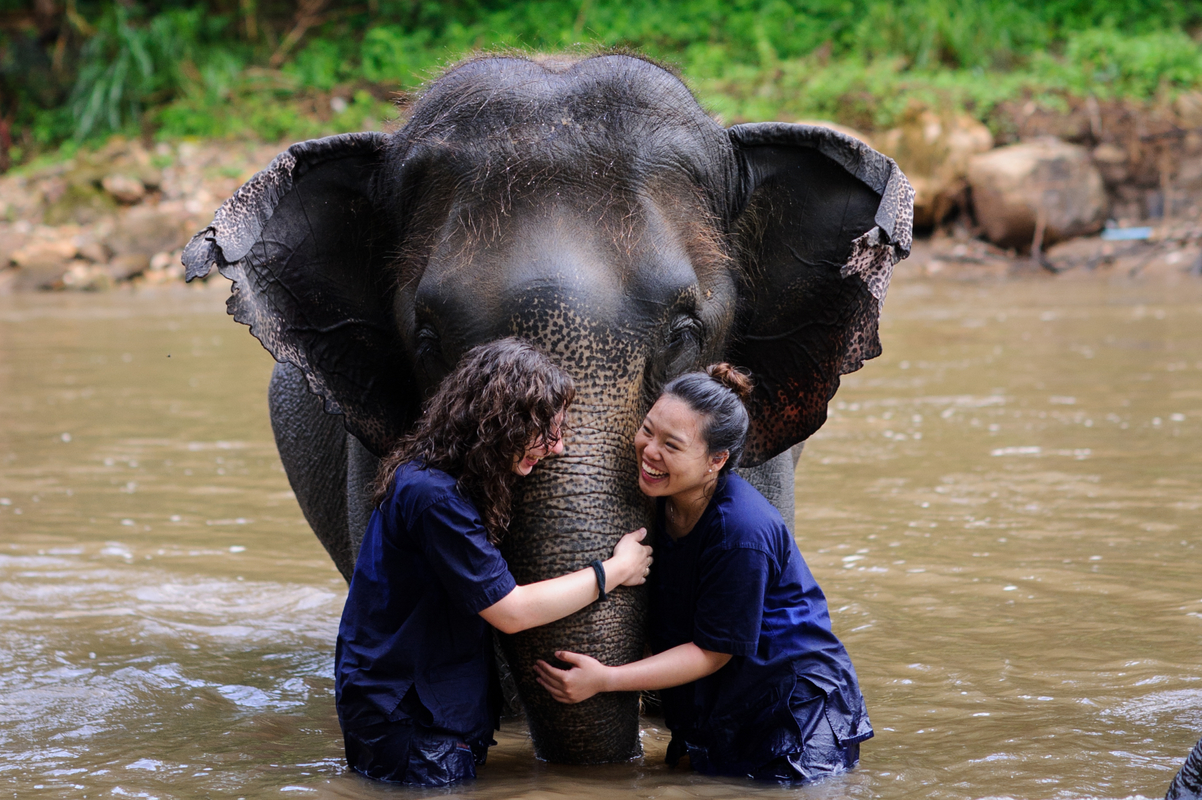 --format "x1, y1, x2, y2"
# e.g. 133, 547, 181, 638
705, 363, 753, 401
